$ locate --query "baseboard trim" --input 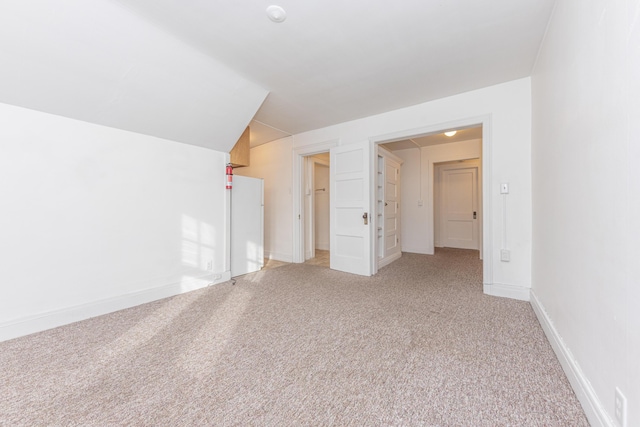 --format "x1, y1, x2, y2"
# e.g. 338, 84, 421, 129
0, 272, 228, 343
483, 282, 530, 301
378, 251, 402, 268
400, 247, 431, 255
530, 291, 612, 427
315, 242, 329, 251
266, 251, 293, 263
